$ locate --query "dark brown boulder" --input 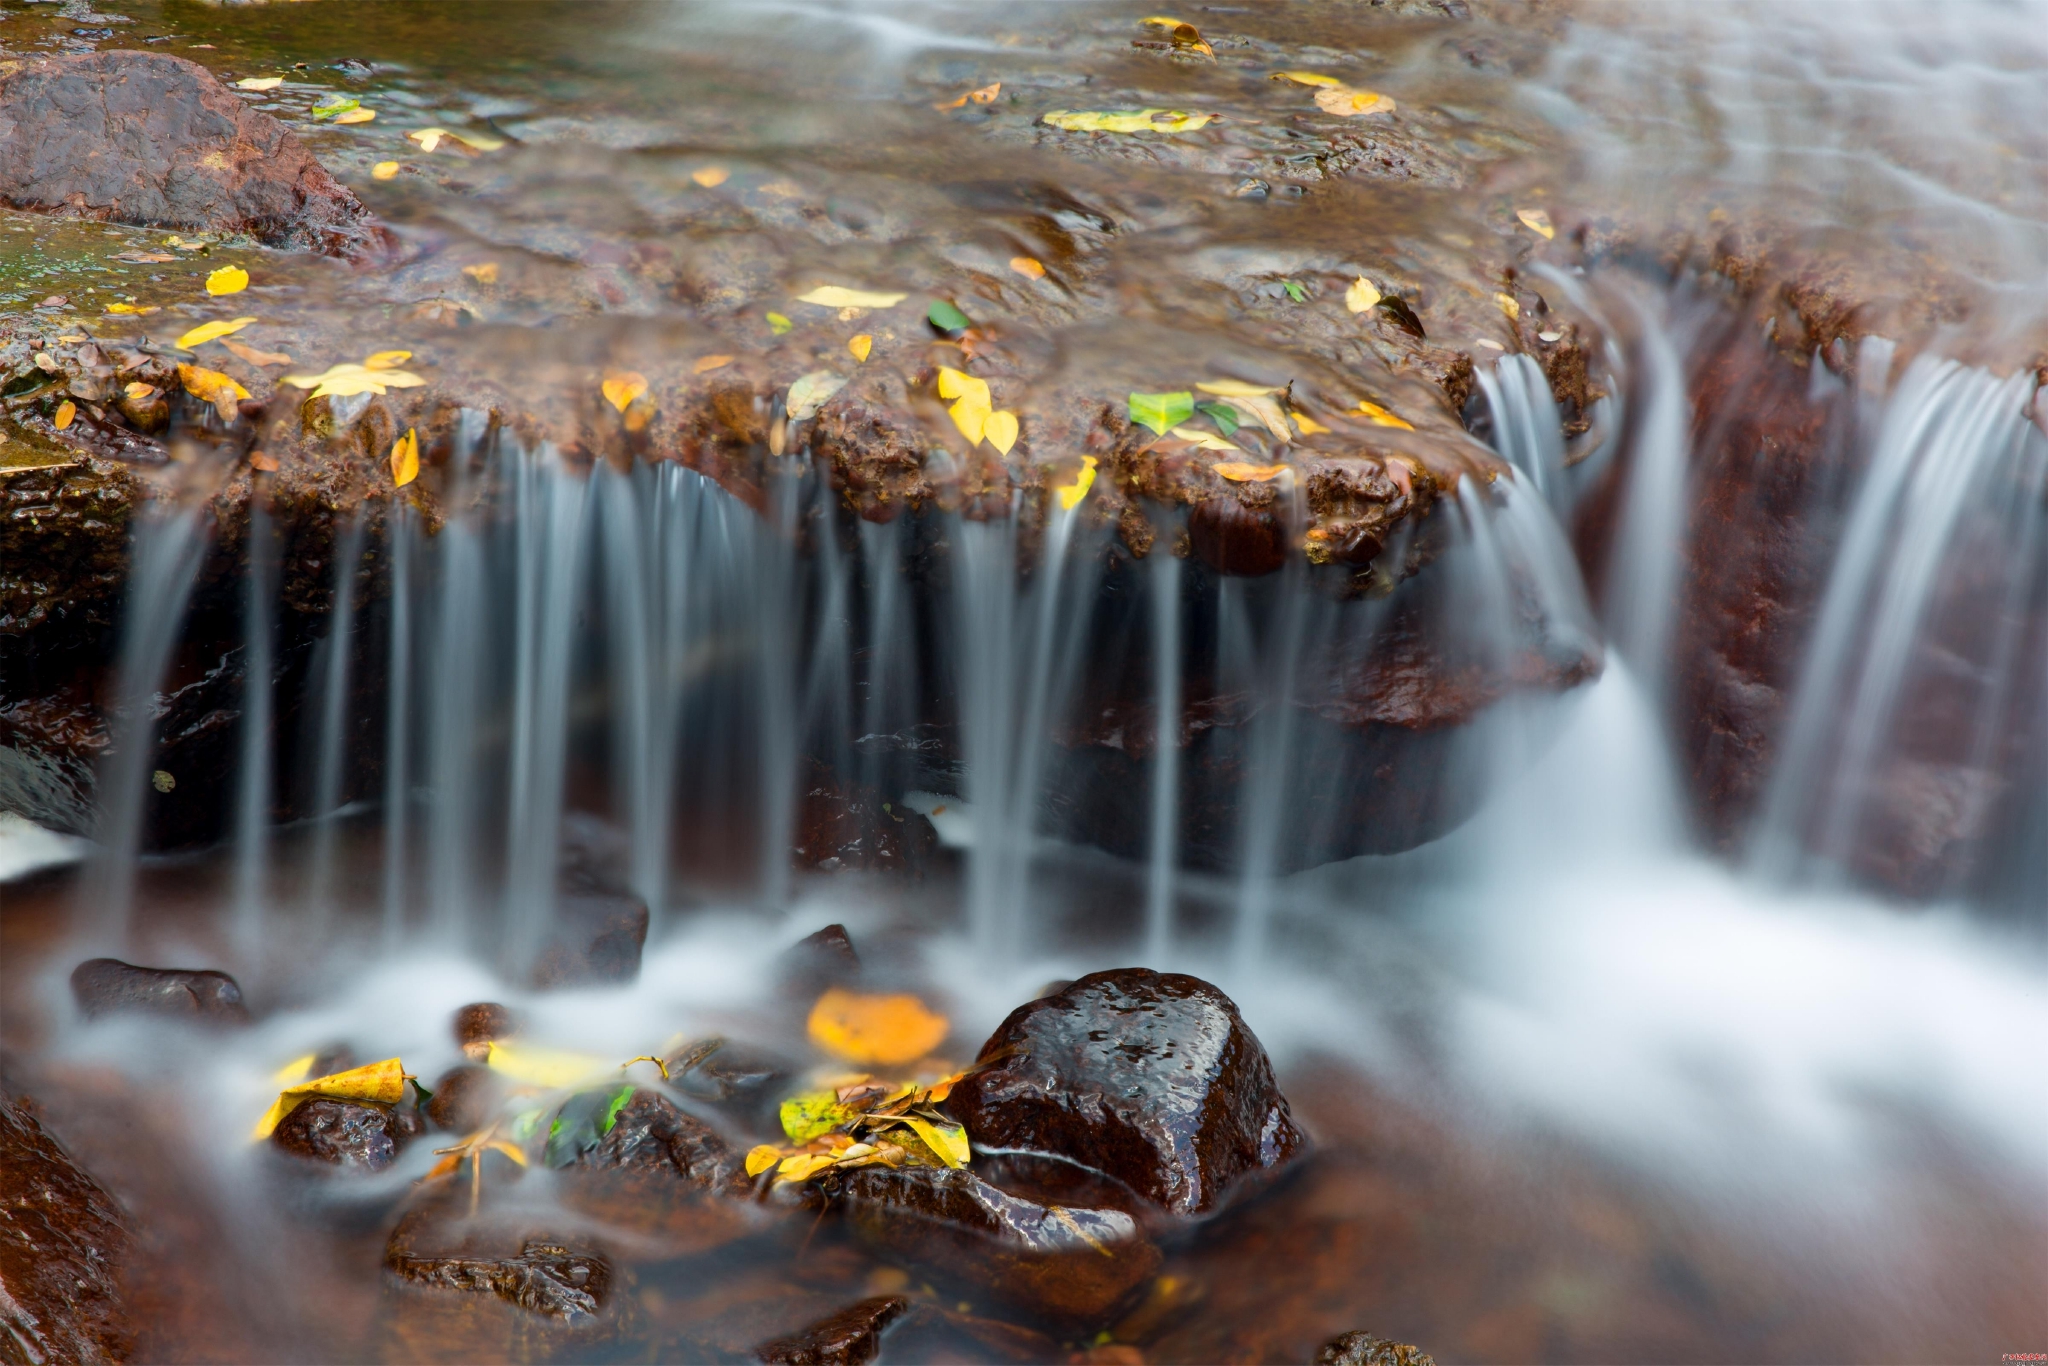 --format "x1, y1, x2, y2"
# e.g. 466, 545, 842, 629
558, 1090, 769, 1257
531, 891, 648, 987
1314, 1331, 1438, 1366
752, 1295, 907, 1366
424, 1065, 503, 1134
777, 922, 863, 996
271, 1097, 414, 1172
0, 51, 388, 258
666, 1037, 794, 1139
451, 1001, 521, 1060
0, 1091, 131, 1364
1190, 494, 1288, 577
69, 956, 250, 1024
948, 969, 1305, 1216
